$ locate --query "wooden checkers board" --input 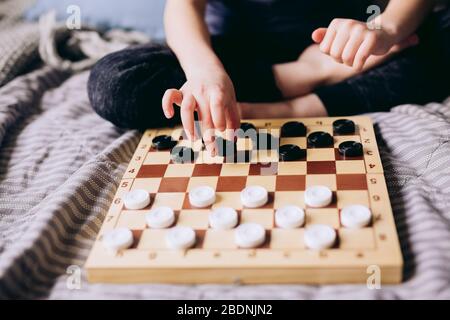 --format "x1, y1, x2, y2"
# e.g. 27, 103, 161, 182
85, 116, 403, 284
